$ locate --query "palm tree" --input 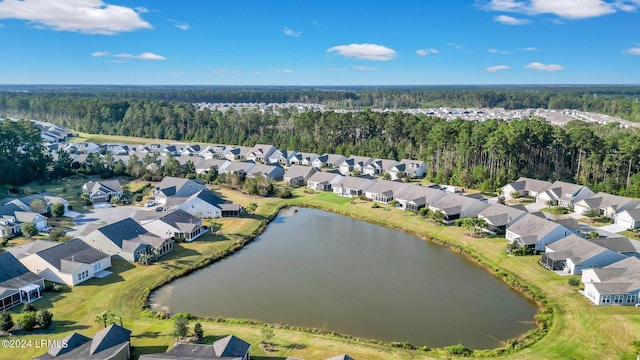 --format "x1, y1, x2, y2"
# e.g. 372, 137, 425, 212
94, 310, 115, 328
